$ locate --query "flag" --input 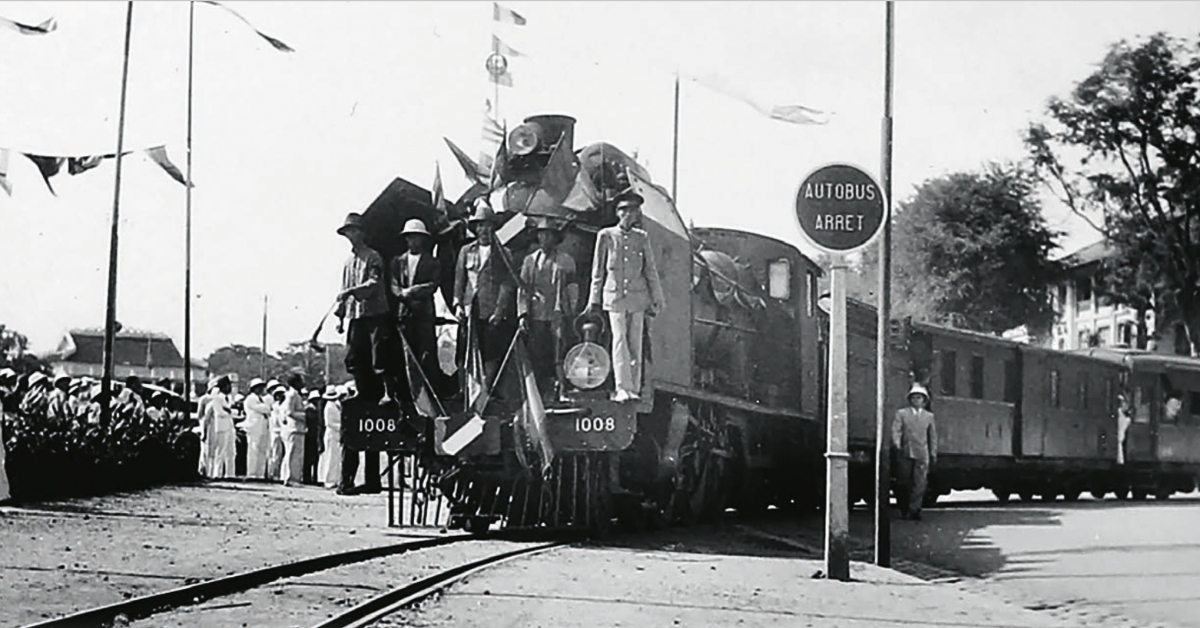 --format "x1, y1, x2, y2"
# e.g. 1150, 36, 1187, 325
492, 2, 527, 26
0, 16, 56, 35
24, 154, 64, 195
445, 137, 487, 184
0, 149, 11, 196
431, 162, 447, 214
562, 162, 600, 212
400, 334, 443, 419
198, 1, 294, 52
491, 67, 513, 88
68, 155, 108, 175
145, 146, 192, 187
482, 113, 505, 145
524, 137, 574, 213
492, 34, 524, 58
513, 341, 554, 475
489, 122, 509, 191
683, 70, 829, 125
